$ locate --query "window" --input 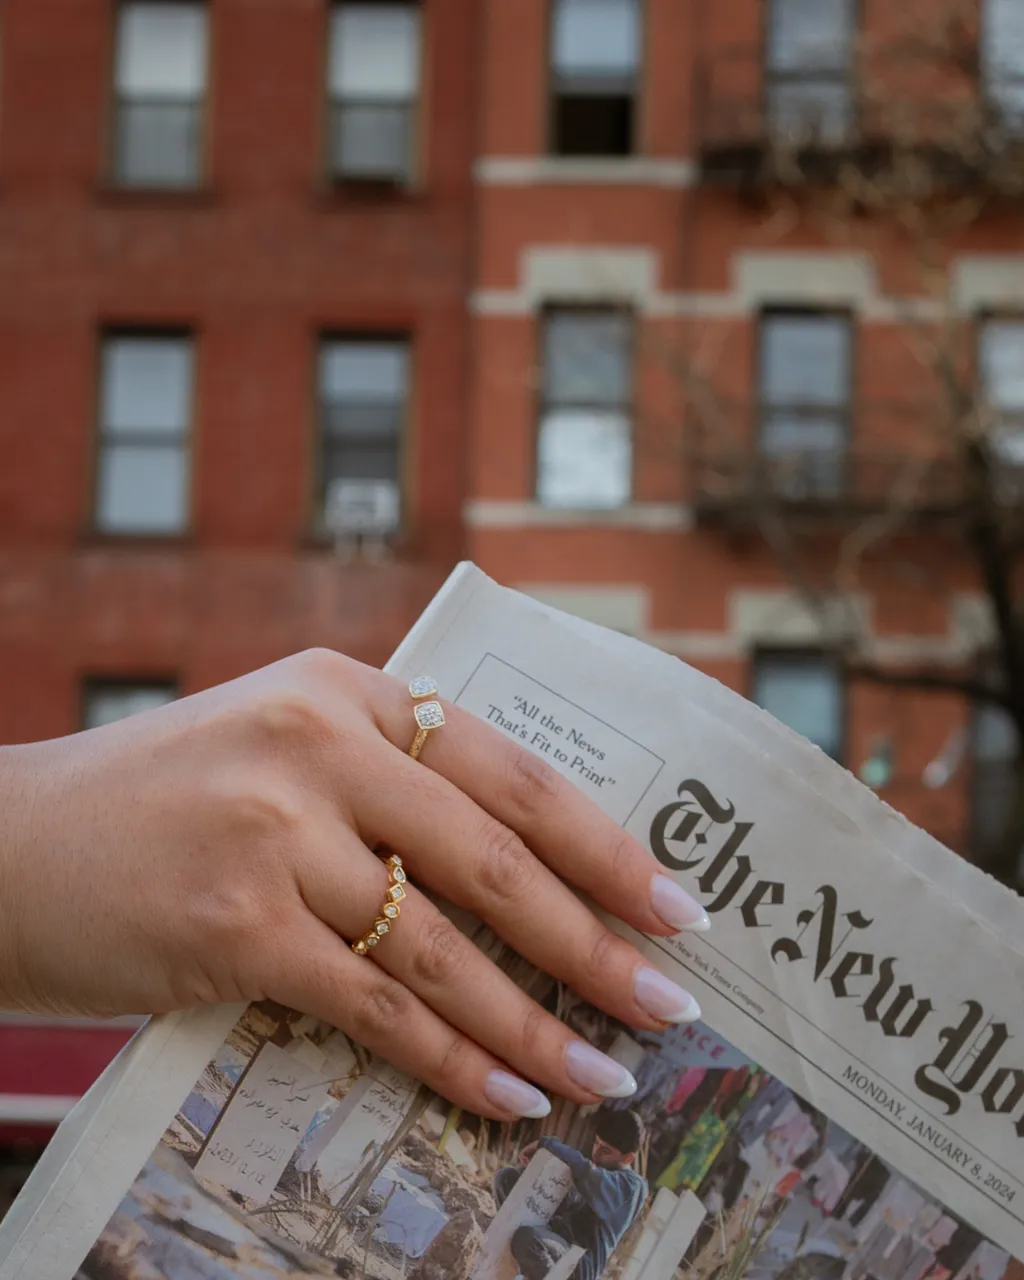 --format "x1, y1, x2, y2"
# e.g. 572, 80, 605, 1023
112, 2, 207, 188
759, 312, 851, 499
327, 3, 420, 183
95, 333, 193, 534
550, 0, 640, 157
537, 309, 632, 508
753, 651, 844, 761
766, 0, 855, 142
82, 680, 178, 730
971, 699, 1021, 875
979, 319, 1024, 496
983, 0, 1024, 127
318, 337, 409, 535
